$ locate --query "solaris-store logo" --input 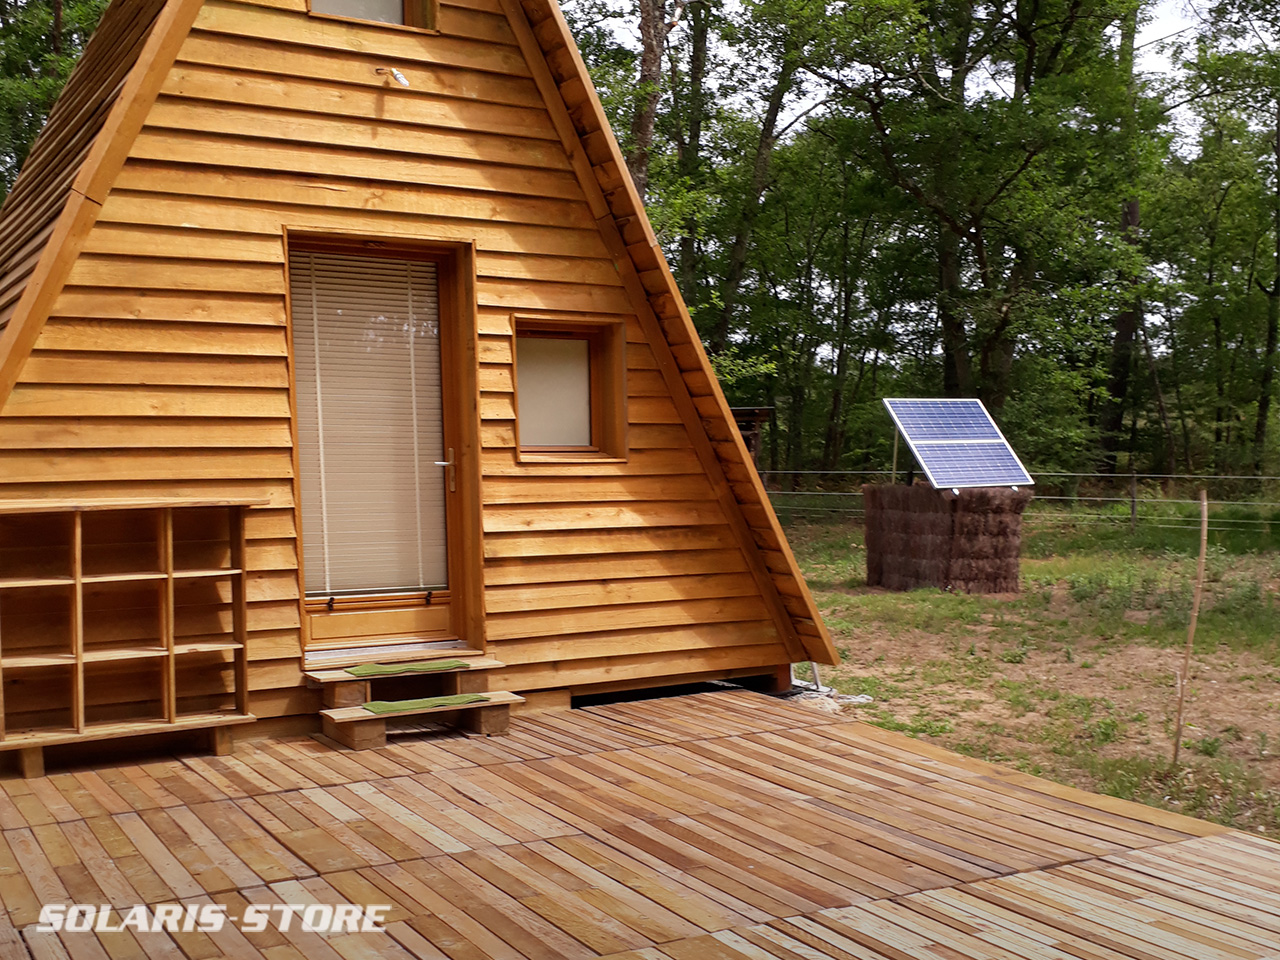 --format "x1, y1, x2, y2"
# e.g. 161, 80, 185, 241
35, 903, 391, 934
